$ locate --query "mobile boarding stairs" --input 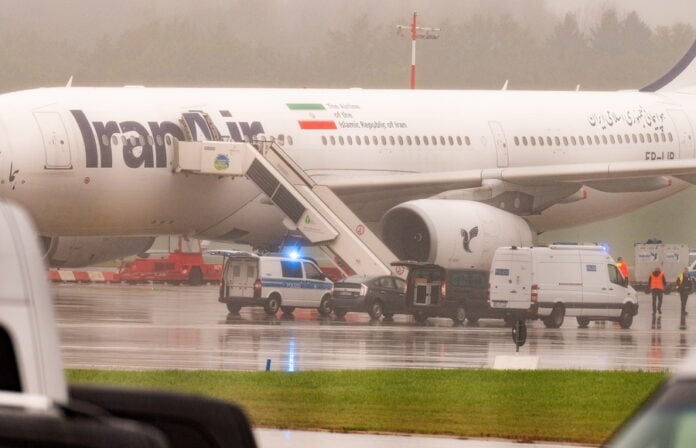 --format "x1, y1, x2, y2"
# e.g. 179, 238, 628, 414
172, 136, 399, 278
